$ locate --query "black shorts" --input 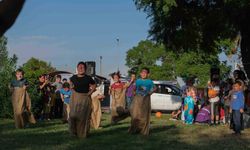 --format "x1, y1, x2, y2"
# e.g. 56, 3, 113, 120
210, 101, 219, 116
